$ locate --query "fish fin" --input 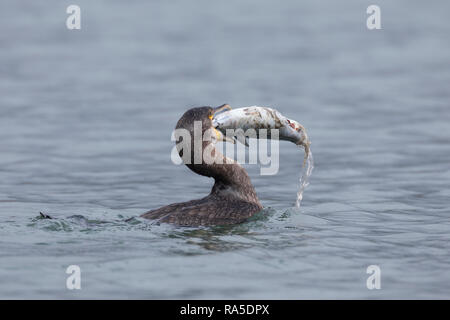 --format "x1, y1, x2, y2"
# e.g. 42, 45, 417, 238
235, 131, 249, 147
223, 135, 236, 144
